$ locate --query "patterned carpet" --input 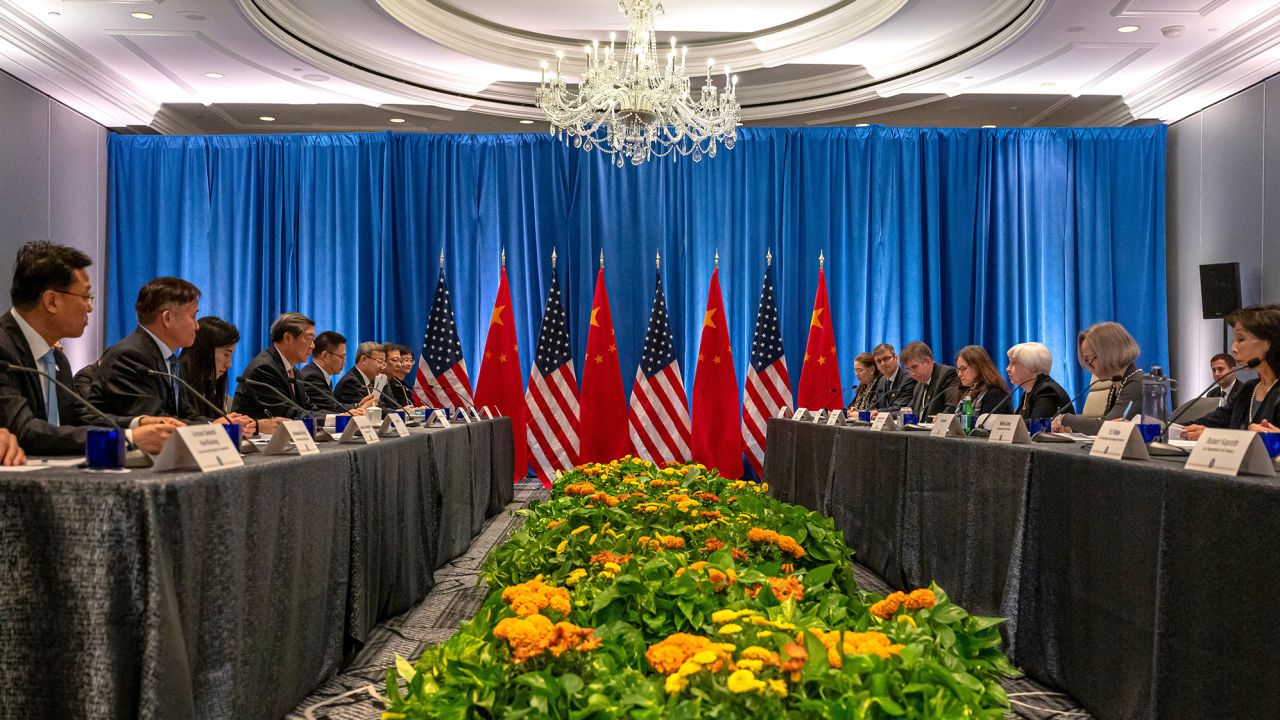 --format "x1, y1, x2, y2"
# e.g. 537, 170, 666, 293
288, 479, 1091, 720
